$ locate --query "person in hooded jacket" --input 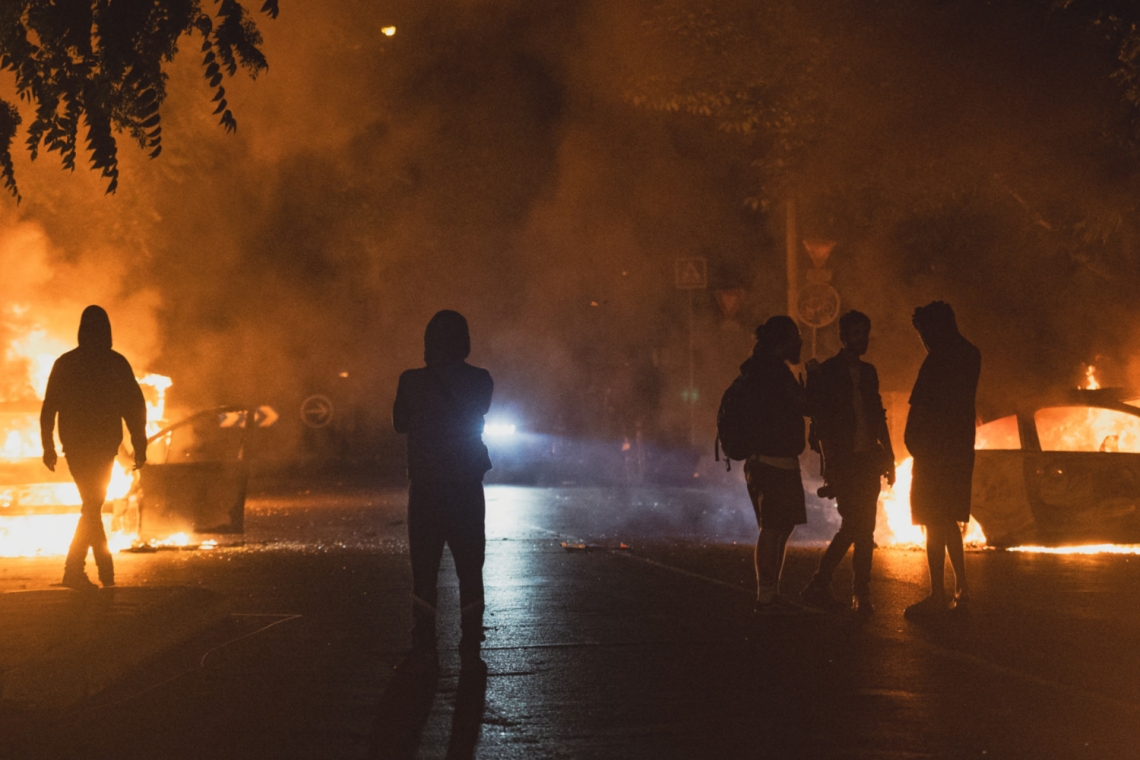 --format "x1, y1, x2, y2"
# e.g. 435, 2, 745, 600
393, 310, 493, 674
903, 301, 981, 619
741, 315, 809, 613
41, 306, 147, 591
